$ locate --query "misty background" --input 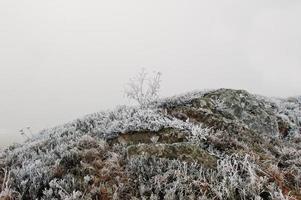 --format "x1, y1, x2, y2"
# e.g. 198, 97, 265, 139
1, 0, 301, 147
